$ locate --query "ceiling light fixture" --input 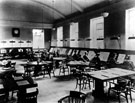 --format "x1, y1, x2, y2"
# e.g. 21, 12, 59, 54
102, 12, 109, 18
